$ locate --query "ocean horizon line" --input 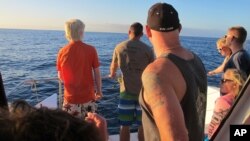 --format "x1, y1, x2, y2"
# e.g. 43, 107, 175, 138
0, 27, 223, 40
